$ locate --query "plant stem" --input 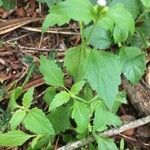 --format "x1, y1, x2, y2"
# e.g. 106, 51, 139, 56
72, 95, 88, 104
135, 10, 147, 23
80, 21, 85, 45
88, 95, 99, 104
86, 9, 101, 44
